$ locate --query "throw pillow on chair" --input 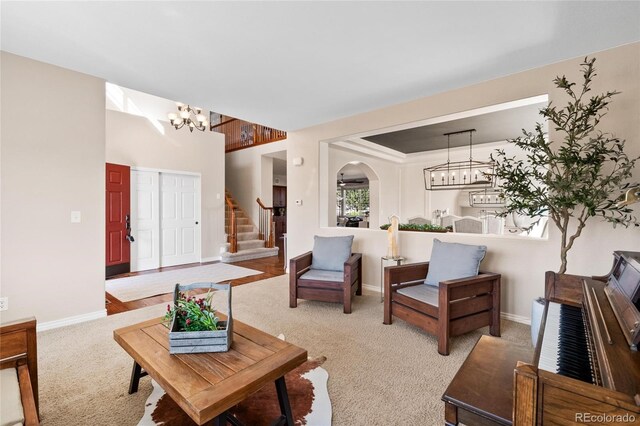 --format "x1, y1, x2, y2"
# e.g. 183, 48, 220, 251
290, 235, 363, 314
